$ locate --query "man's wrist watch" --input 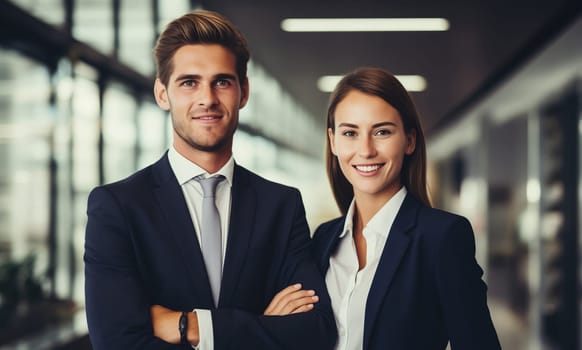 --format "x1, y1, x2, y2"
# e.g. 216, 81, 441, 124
179, 311, 189, 344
